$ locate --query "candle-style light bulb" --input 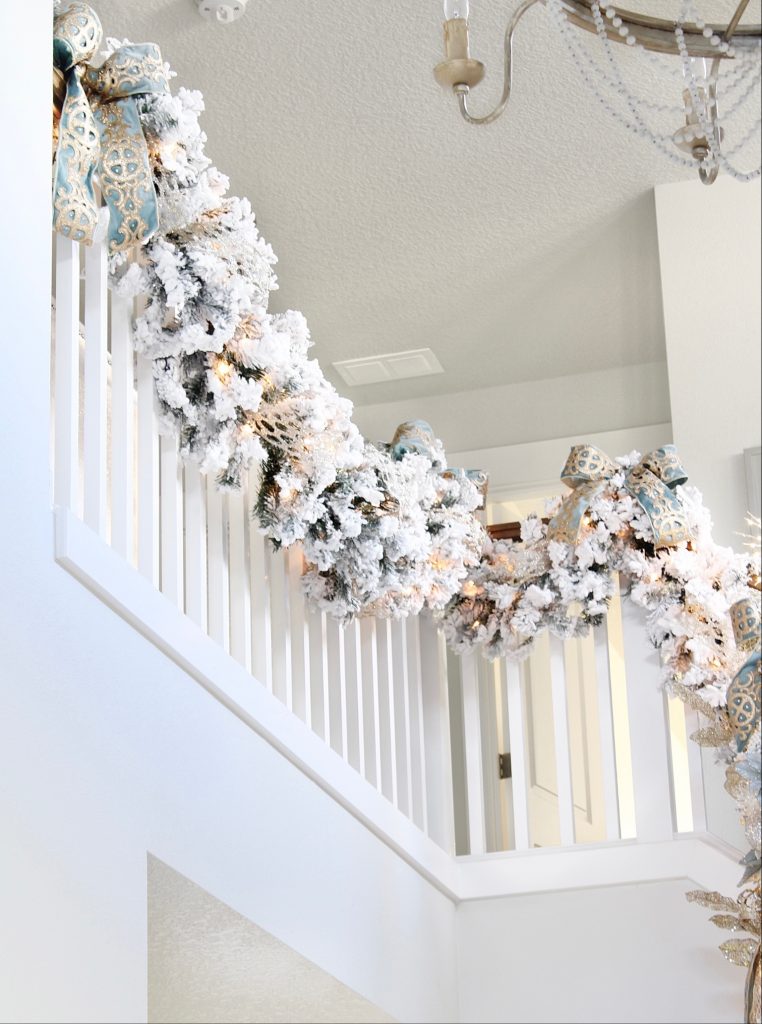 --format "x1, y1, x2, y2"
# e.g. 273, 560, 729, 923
444, 0, 469, 20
